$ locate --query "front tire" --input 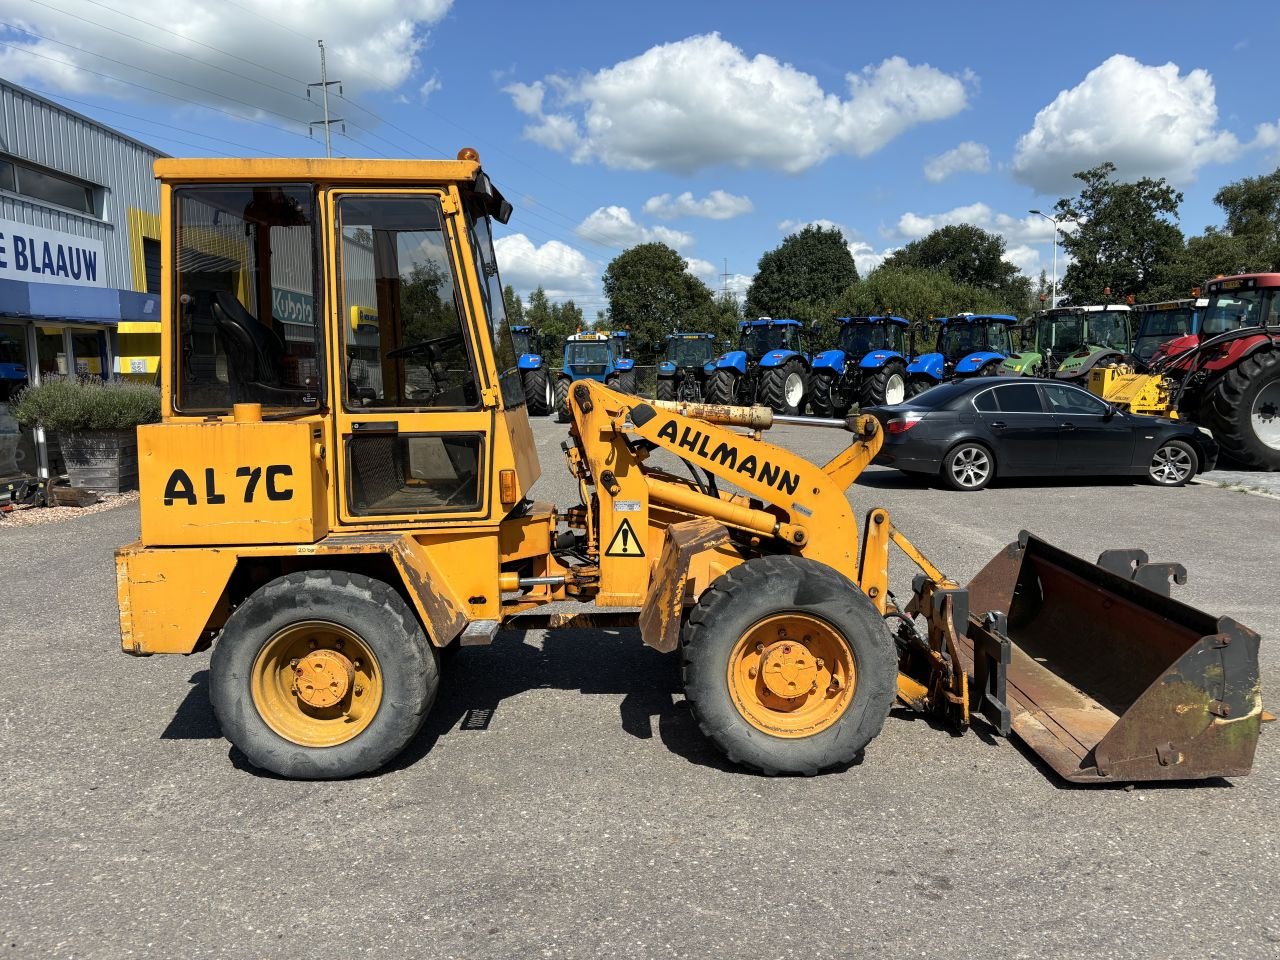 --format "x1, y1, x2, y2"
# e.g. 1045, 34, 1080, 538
681, 556, 897, 775
859, 361, 907, 408
656, 377, 675, 401
760, 359, 807, 415
1202, 349, 1280, 470
942, 441, 994, 491
210, 570, 437, 779
554, 377, 571, 422
616, 369, 637, 395
523, 367, 550, 416
1147, 439, 1198, 486
906, 375, 934, 399
706, 368, 737, 405
808, 371, 839, 418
